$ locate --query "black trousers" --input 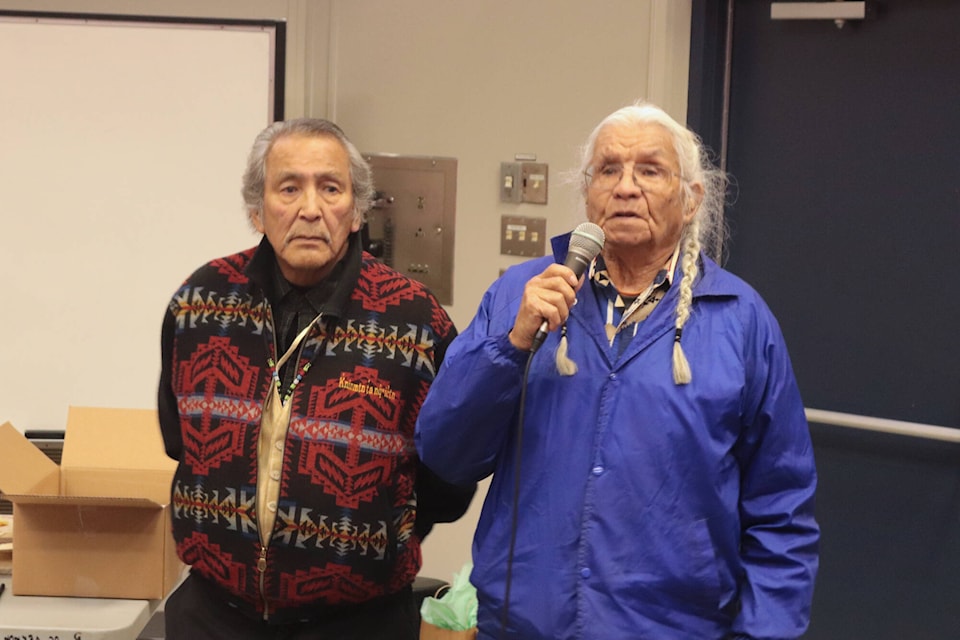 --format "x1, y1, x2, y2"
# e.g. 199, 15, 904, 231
164, 573, 419, 640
